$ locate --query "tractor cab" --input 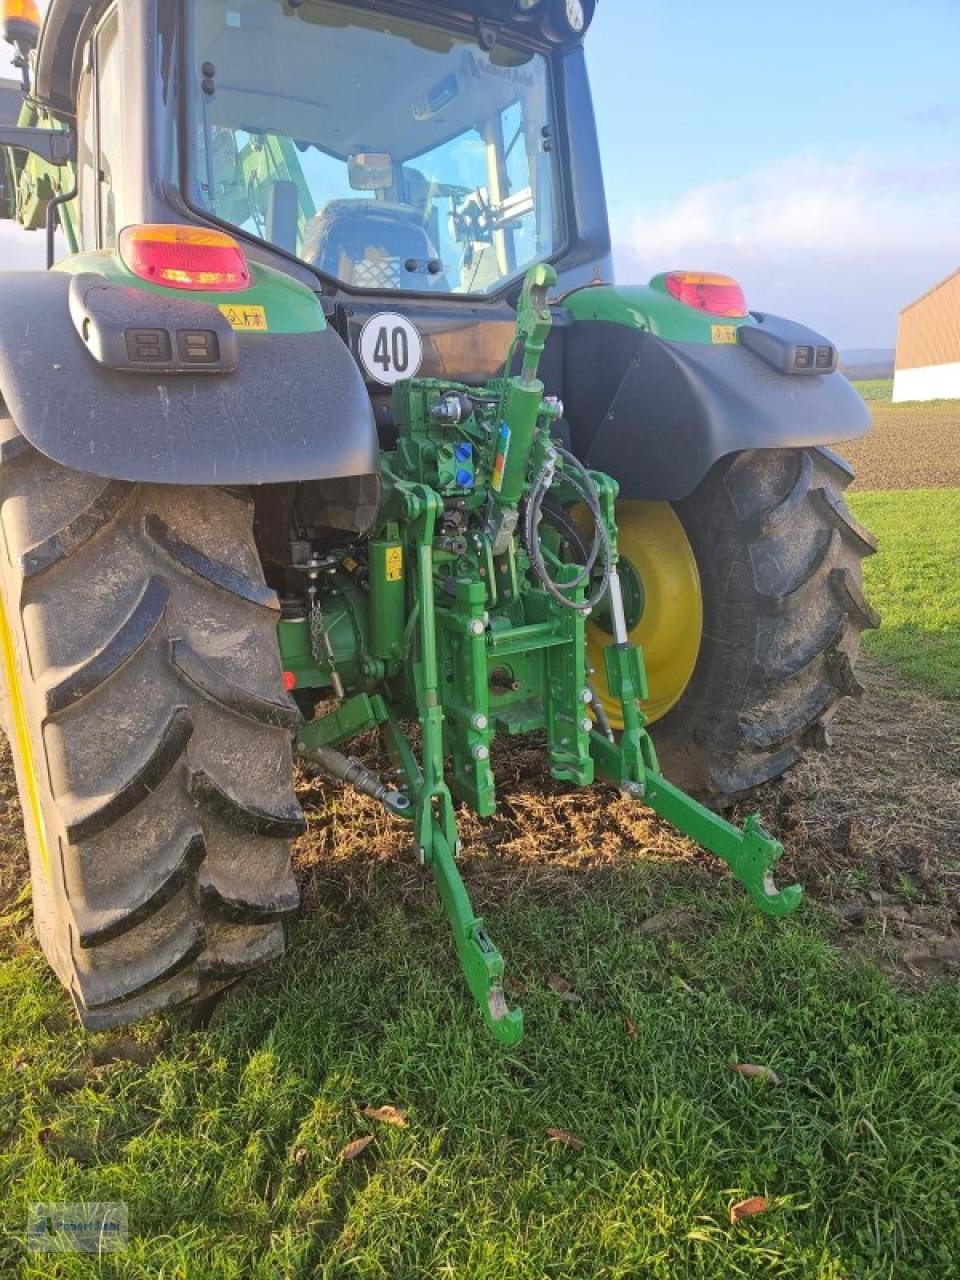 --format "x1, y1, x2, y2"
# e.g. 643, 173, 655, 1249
4, 0, 607, 398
